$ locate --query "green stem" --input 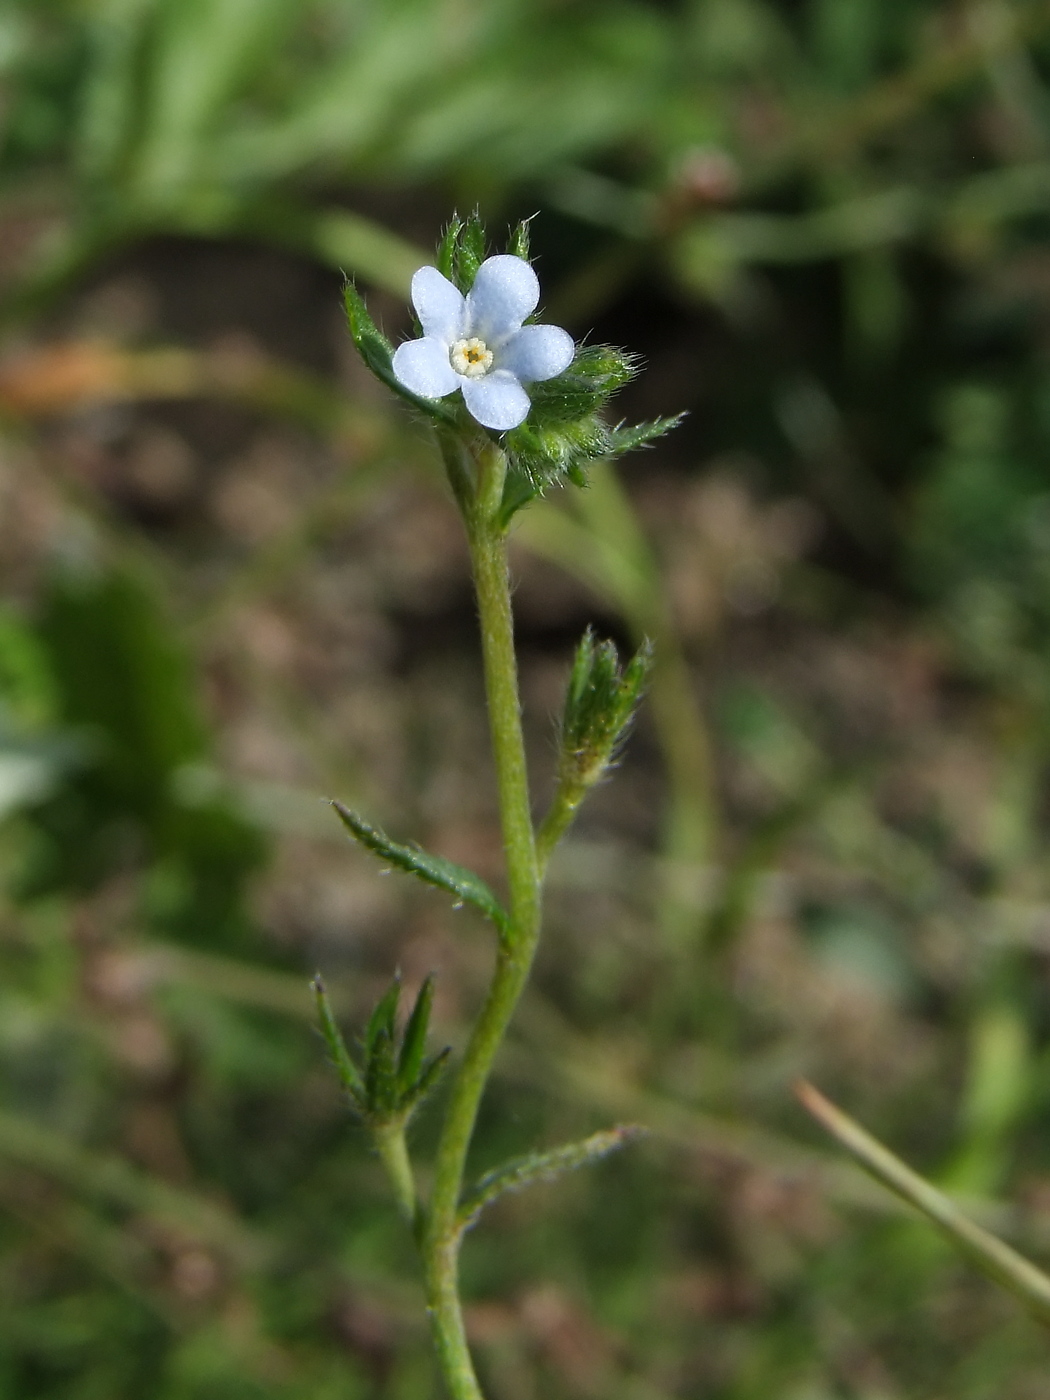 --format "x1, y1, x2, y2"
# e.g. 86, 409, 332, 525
421, 441, 542, 1400
535, 787, 584, 878
373, 1123, 417, 1231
